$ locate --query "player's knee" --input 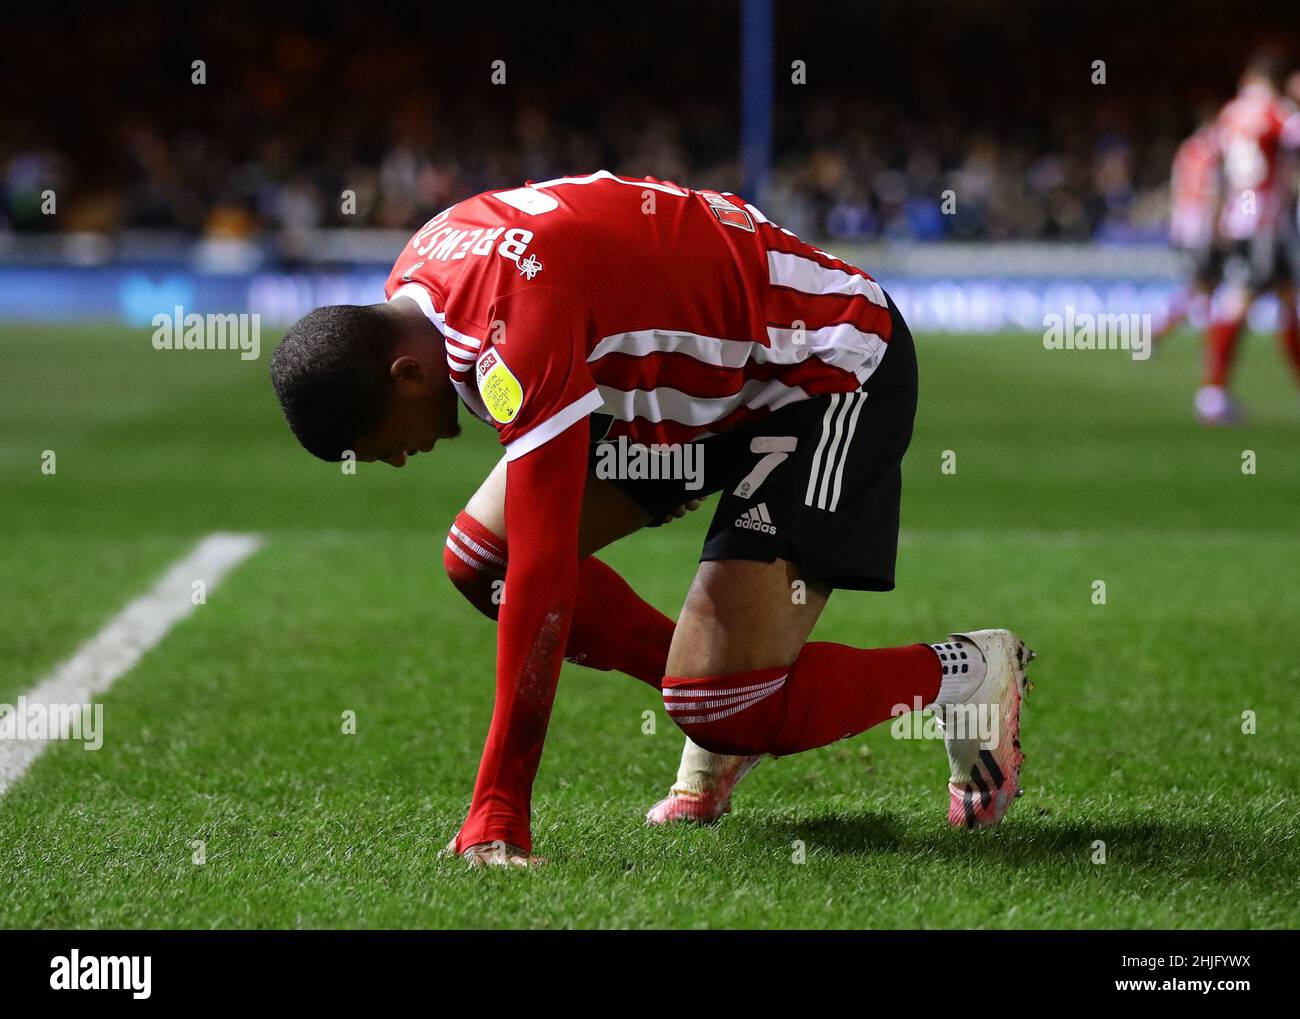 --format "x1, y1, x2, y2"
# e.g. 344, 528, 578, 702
661, 668, 789, 756
443, 511, 507, 620
443, 545, 500, 619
